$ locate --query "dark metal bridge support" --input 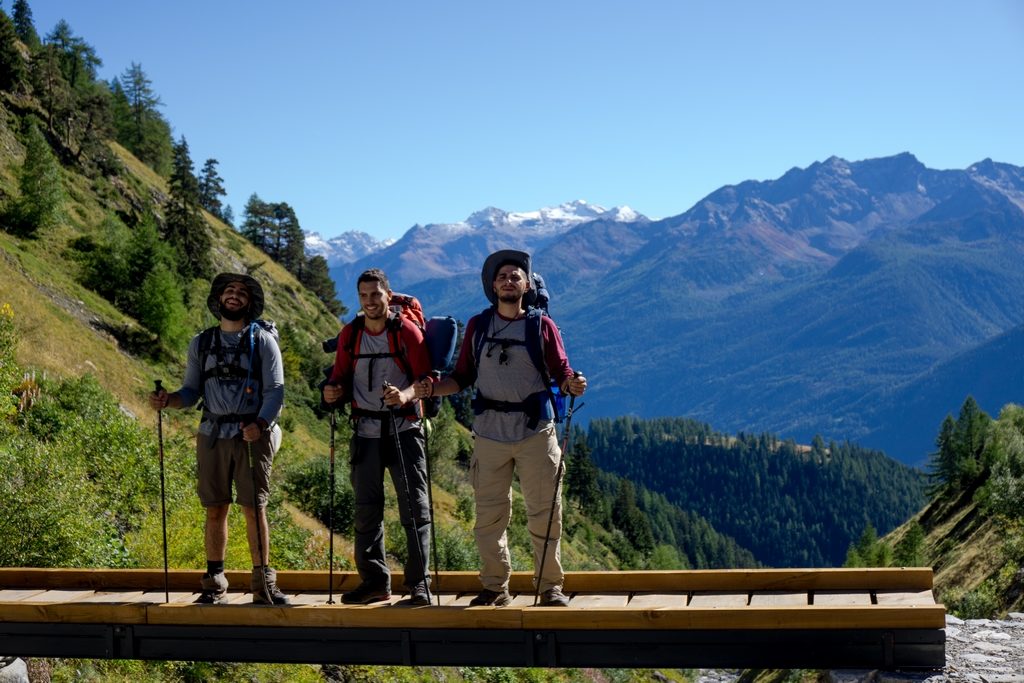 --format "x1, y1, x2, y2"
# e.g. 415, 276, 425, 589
0, 622, 945, 670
